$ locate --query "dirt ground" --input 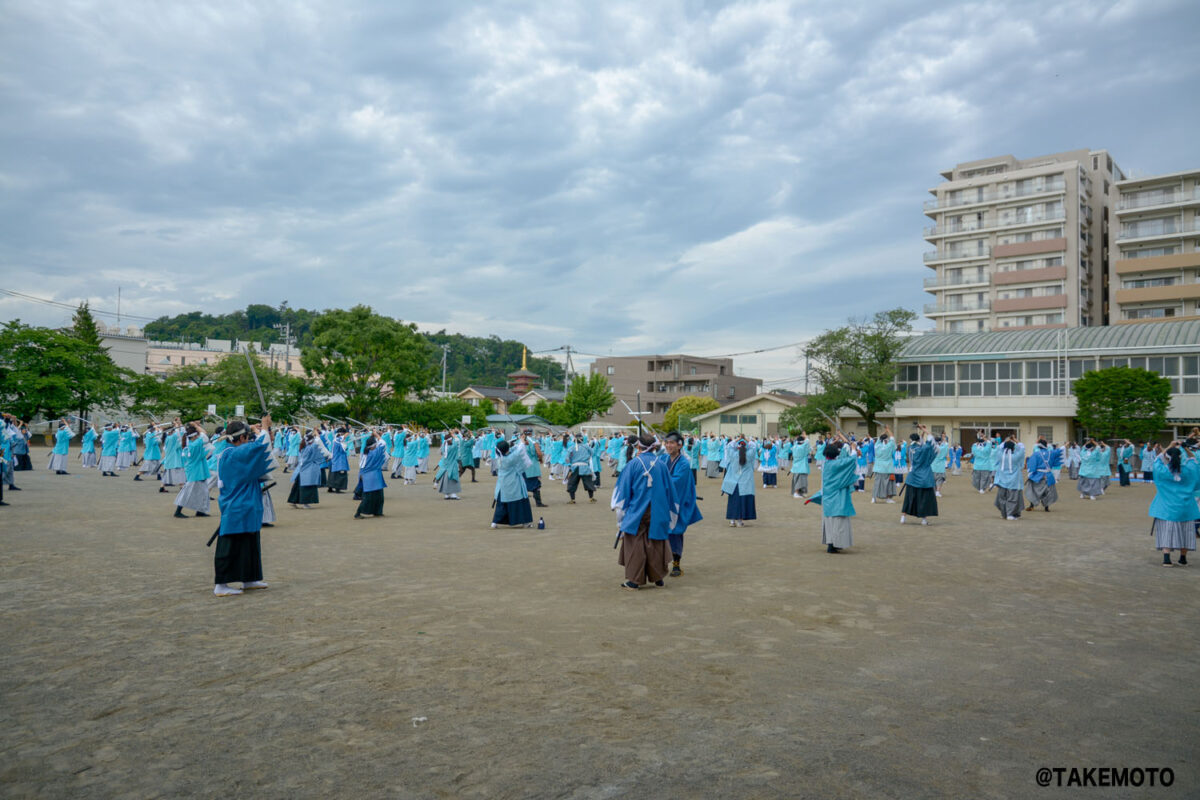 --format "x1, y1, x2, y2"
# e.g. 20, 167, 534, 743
1, 449, 1197, 799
